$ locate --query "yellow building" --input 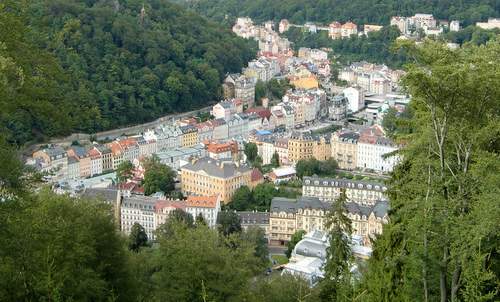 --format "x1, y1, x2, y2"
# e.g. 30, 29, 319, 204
288, 132, 314, 163
331, 131, 359, 170
181, 157, 253, 204
312, 136, 331, 161
180, 125, 198, 148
